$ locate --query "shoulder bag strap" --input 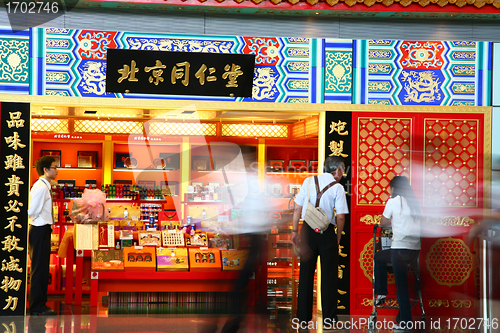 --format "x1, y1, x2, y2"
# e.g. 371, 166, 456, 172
315, 178, 338, 207
306, 177, 311, 207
